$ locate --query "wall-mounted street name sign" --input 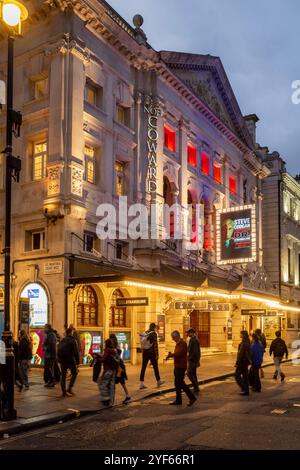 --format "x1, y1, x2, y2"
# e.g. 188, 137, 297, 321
175, 300, 209, 310
116, 297, 149, 307
44, 261, 63, 275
